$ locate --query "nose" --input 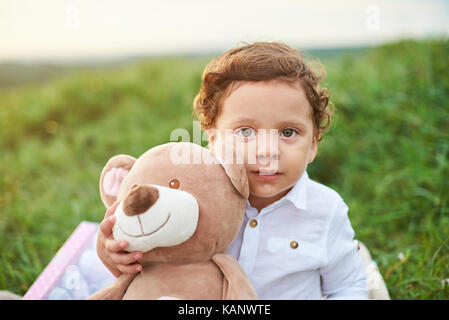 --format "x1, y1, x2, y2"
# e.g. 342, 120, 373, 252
256, 129, 279, 161
256, 151, 279, 161
122, 185, 159, 216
